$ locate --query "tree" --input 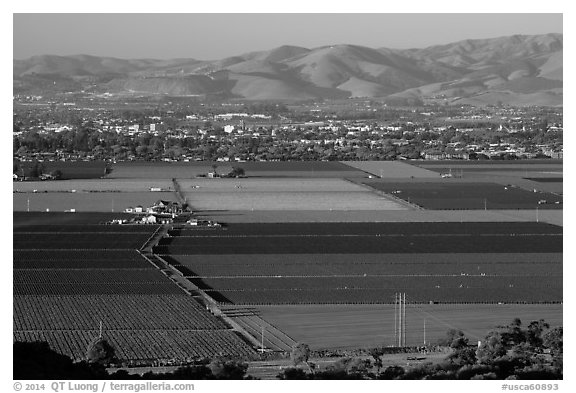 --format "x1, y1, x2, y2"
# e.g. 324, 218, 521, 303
14, 342, 107, 380
369, 348, 384, 372
208, 357, 248, 379
29, 161, 44, 178
377, 365, 405, 380
48, 169, 63, 180
229, 166, 245, 177
276, 368, 309, 380
526, 319, 550, 349
476, 331, 508, 364
438, 329, 469, 349
543, 327, 563, 369
86, 336, 116, 366
291, 343, 312, 372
